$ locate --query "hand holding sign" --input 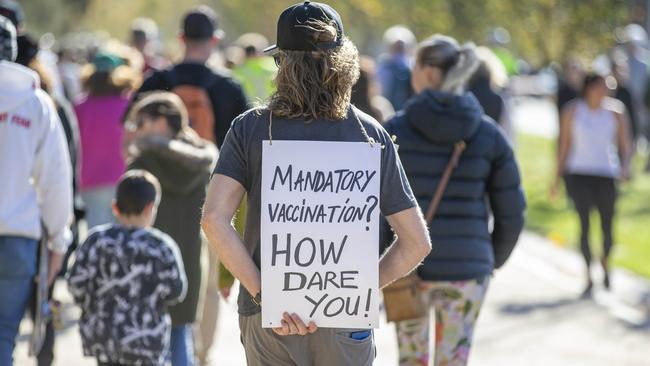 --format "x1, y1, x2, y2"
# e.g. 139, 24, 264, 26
261, 141, 381, 329
272, 312, 318, 336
